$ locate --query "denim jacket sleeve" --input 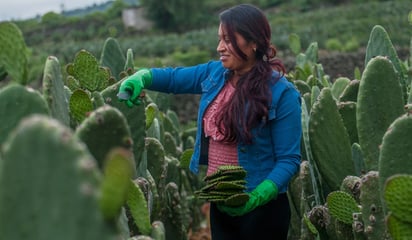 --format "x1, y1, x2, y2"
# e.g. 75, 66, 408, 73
266, 78, 302, 192
148, 61, 223, 94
